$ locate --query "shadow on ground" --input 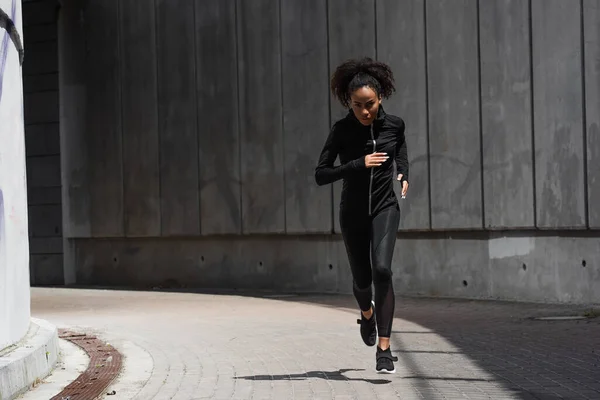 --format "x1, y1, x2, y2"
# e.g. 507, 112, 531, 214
235, 368, 391, 385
